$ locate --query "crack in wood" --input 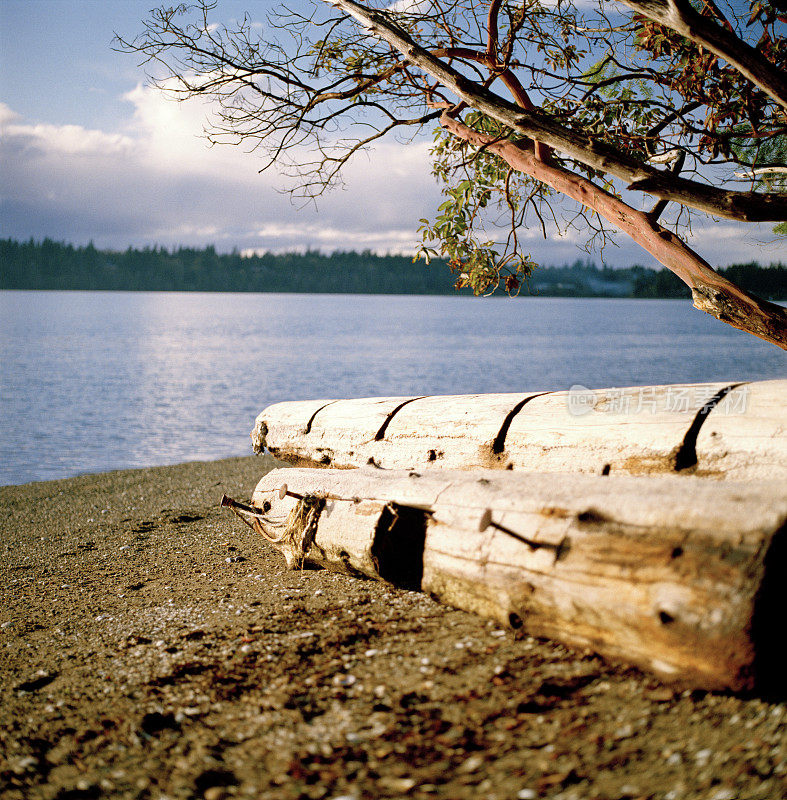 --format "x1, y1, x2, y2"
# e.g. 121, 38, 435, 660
371, 503, 428, 590
374, 396, 428, 441
304, 401, 339, 435
673, 383, 746, 471
492, 392, 553, 455
752, 523, 787, 700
